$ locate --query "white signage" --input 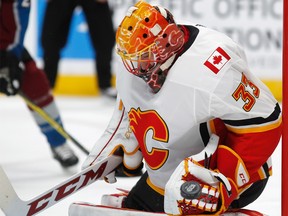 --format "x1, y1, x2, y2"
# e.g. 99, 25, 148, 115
110, 0, 283, 79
